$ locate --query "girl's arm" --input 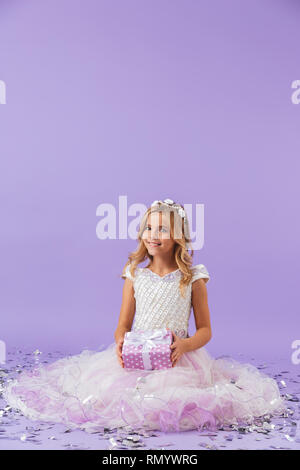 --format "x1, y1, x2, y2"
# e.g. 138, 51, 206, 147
114, 278, 136, 343
184, 278, 212, 352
